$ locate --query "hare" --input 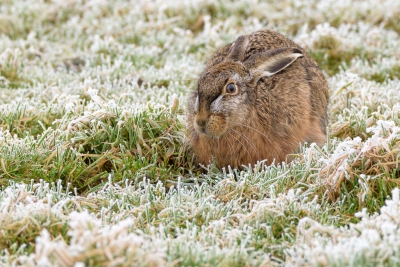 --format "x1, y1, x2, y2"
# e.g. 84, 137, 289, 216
187, 29, 329, 169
